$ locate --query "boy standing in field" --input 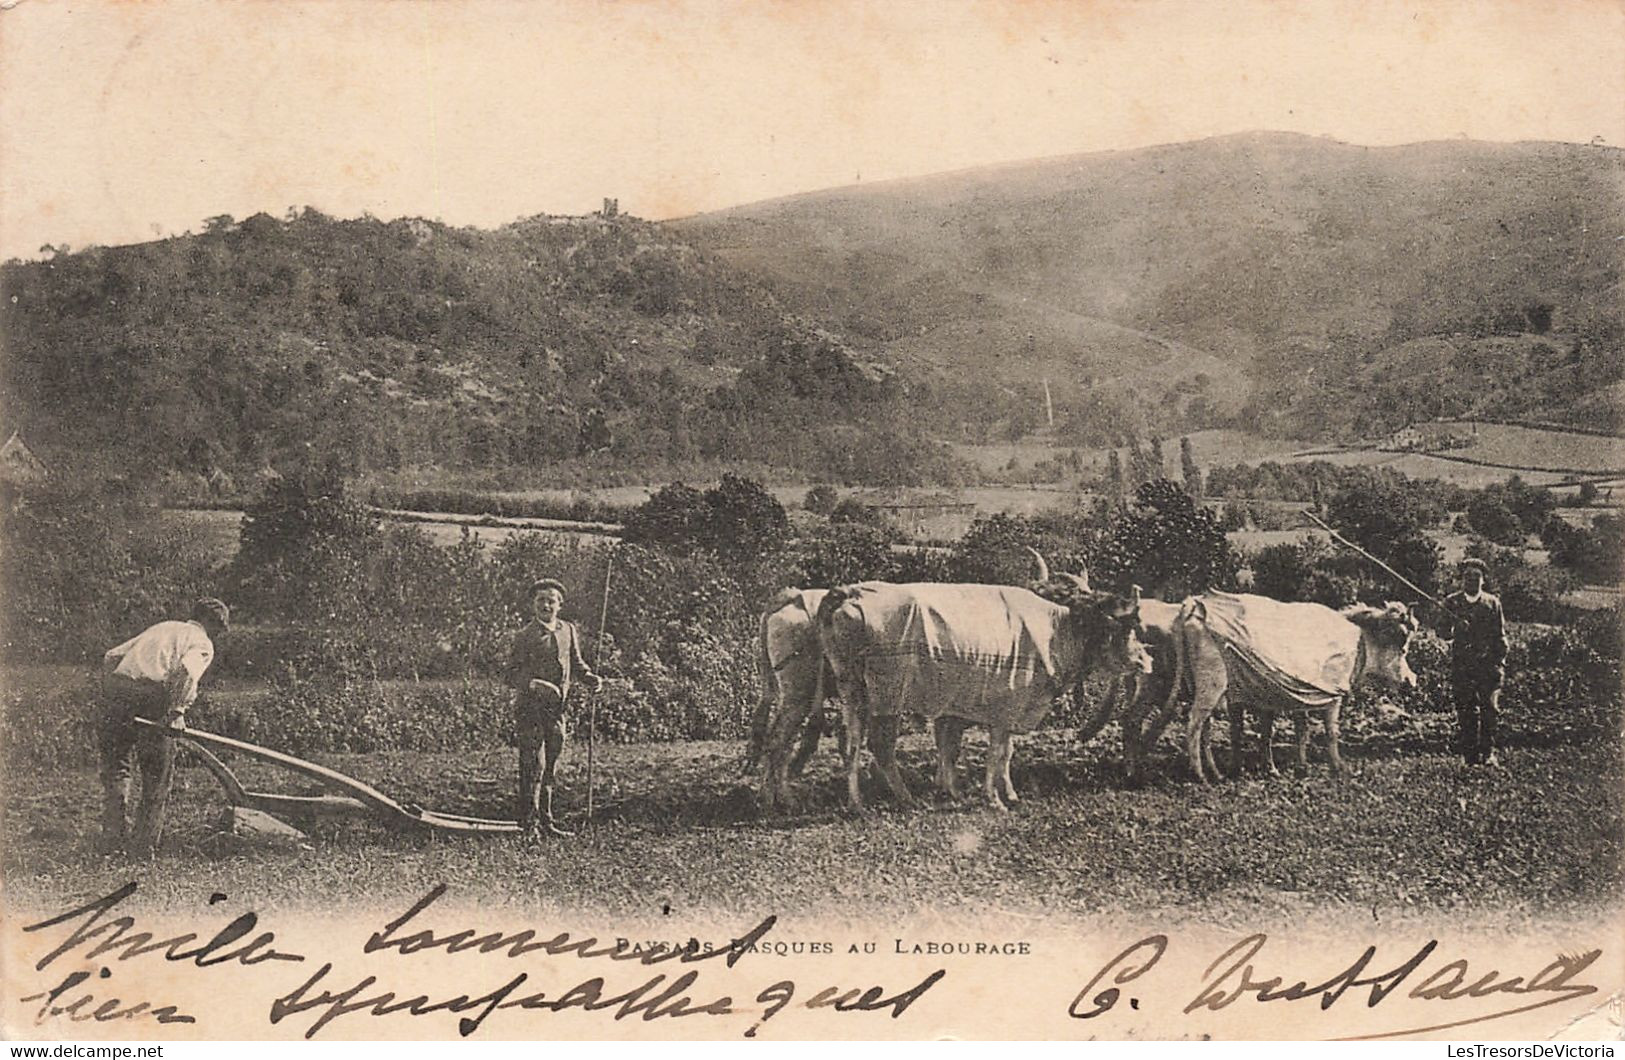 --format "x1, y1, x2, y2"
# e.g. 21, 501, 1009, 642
1437, 558, 1509, 767
99, 598, 230, 855
504, 578, 601, 838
